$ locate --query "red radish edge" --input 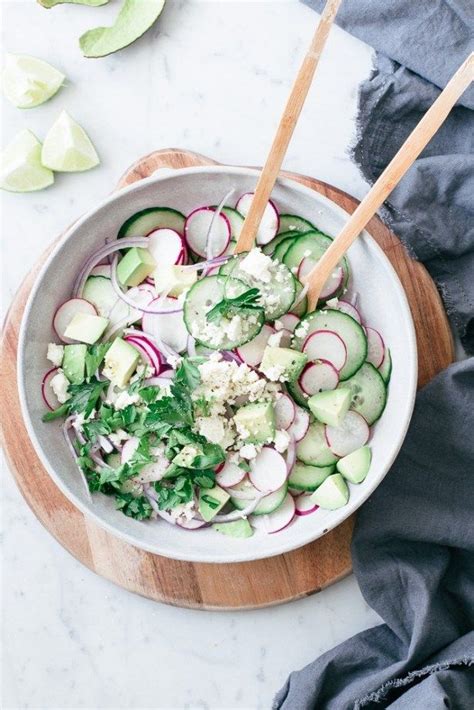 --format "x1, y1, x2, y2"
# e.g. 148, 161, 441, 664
184, 206, 231, 258
216, 461, 246, 488
235, 193, 279, 245
288, 407, 310, 442
53, 298, 97, 344
249, 447, 288, 493
365, 326, 385, 368
302, 329, 347, 371
325, 411, 370, 457
274, 394, 296, 430
41, 367, 60, 410
295, 493, 318, 516
298, 360, 339, 395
